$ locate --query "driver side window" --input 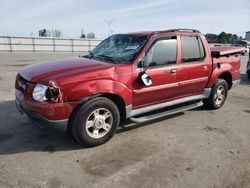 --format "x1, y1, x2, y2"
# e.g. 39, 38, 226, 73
146, 37, 177, 68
